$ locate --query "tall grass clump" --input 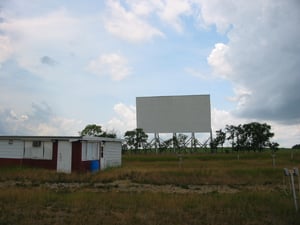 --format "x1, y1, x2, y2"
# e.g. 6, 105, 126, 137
0, 188, 299, 225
